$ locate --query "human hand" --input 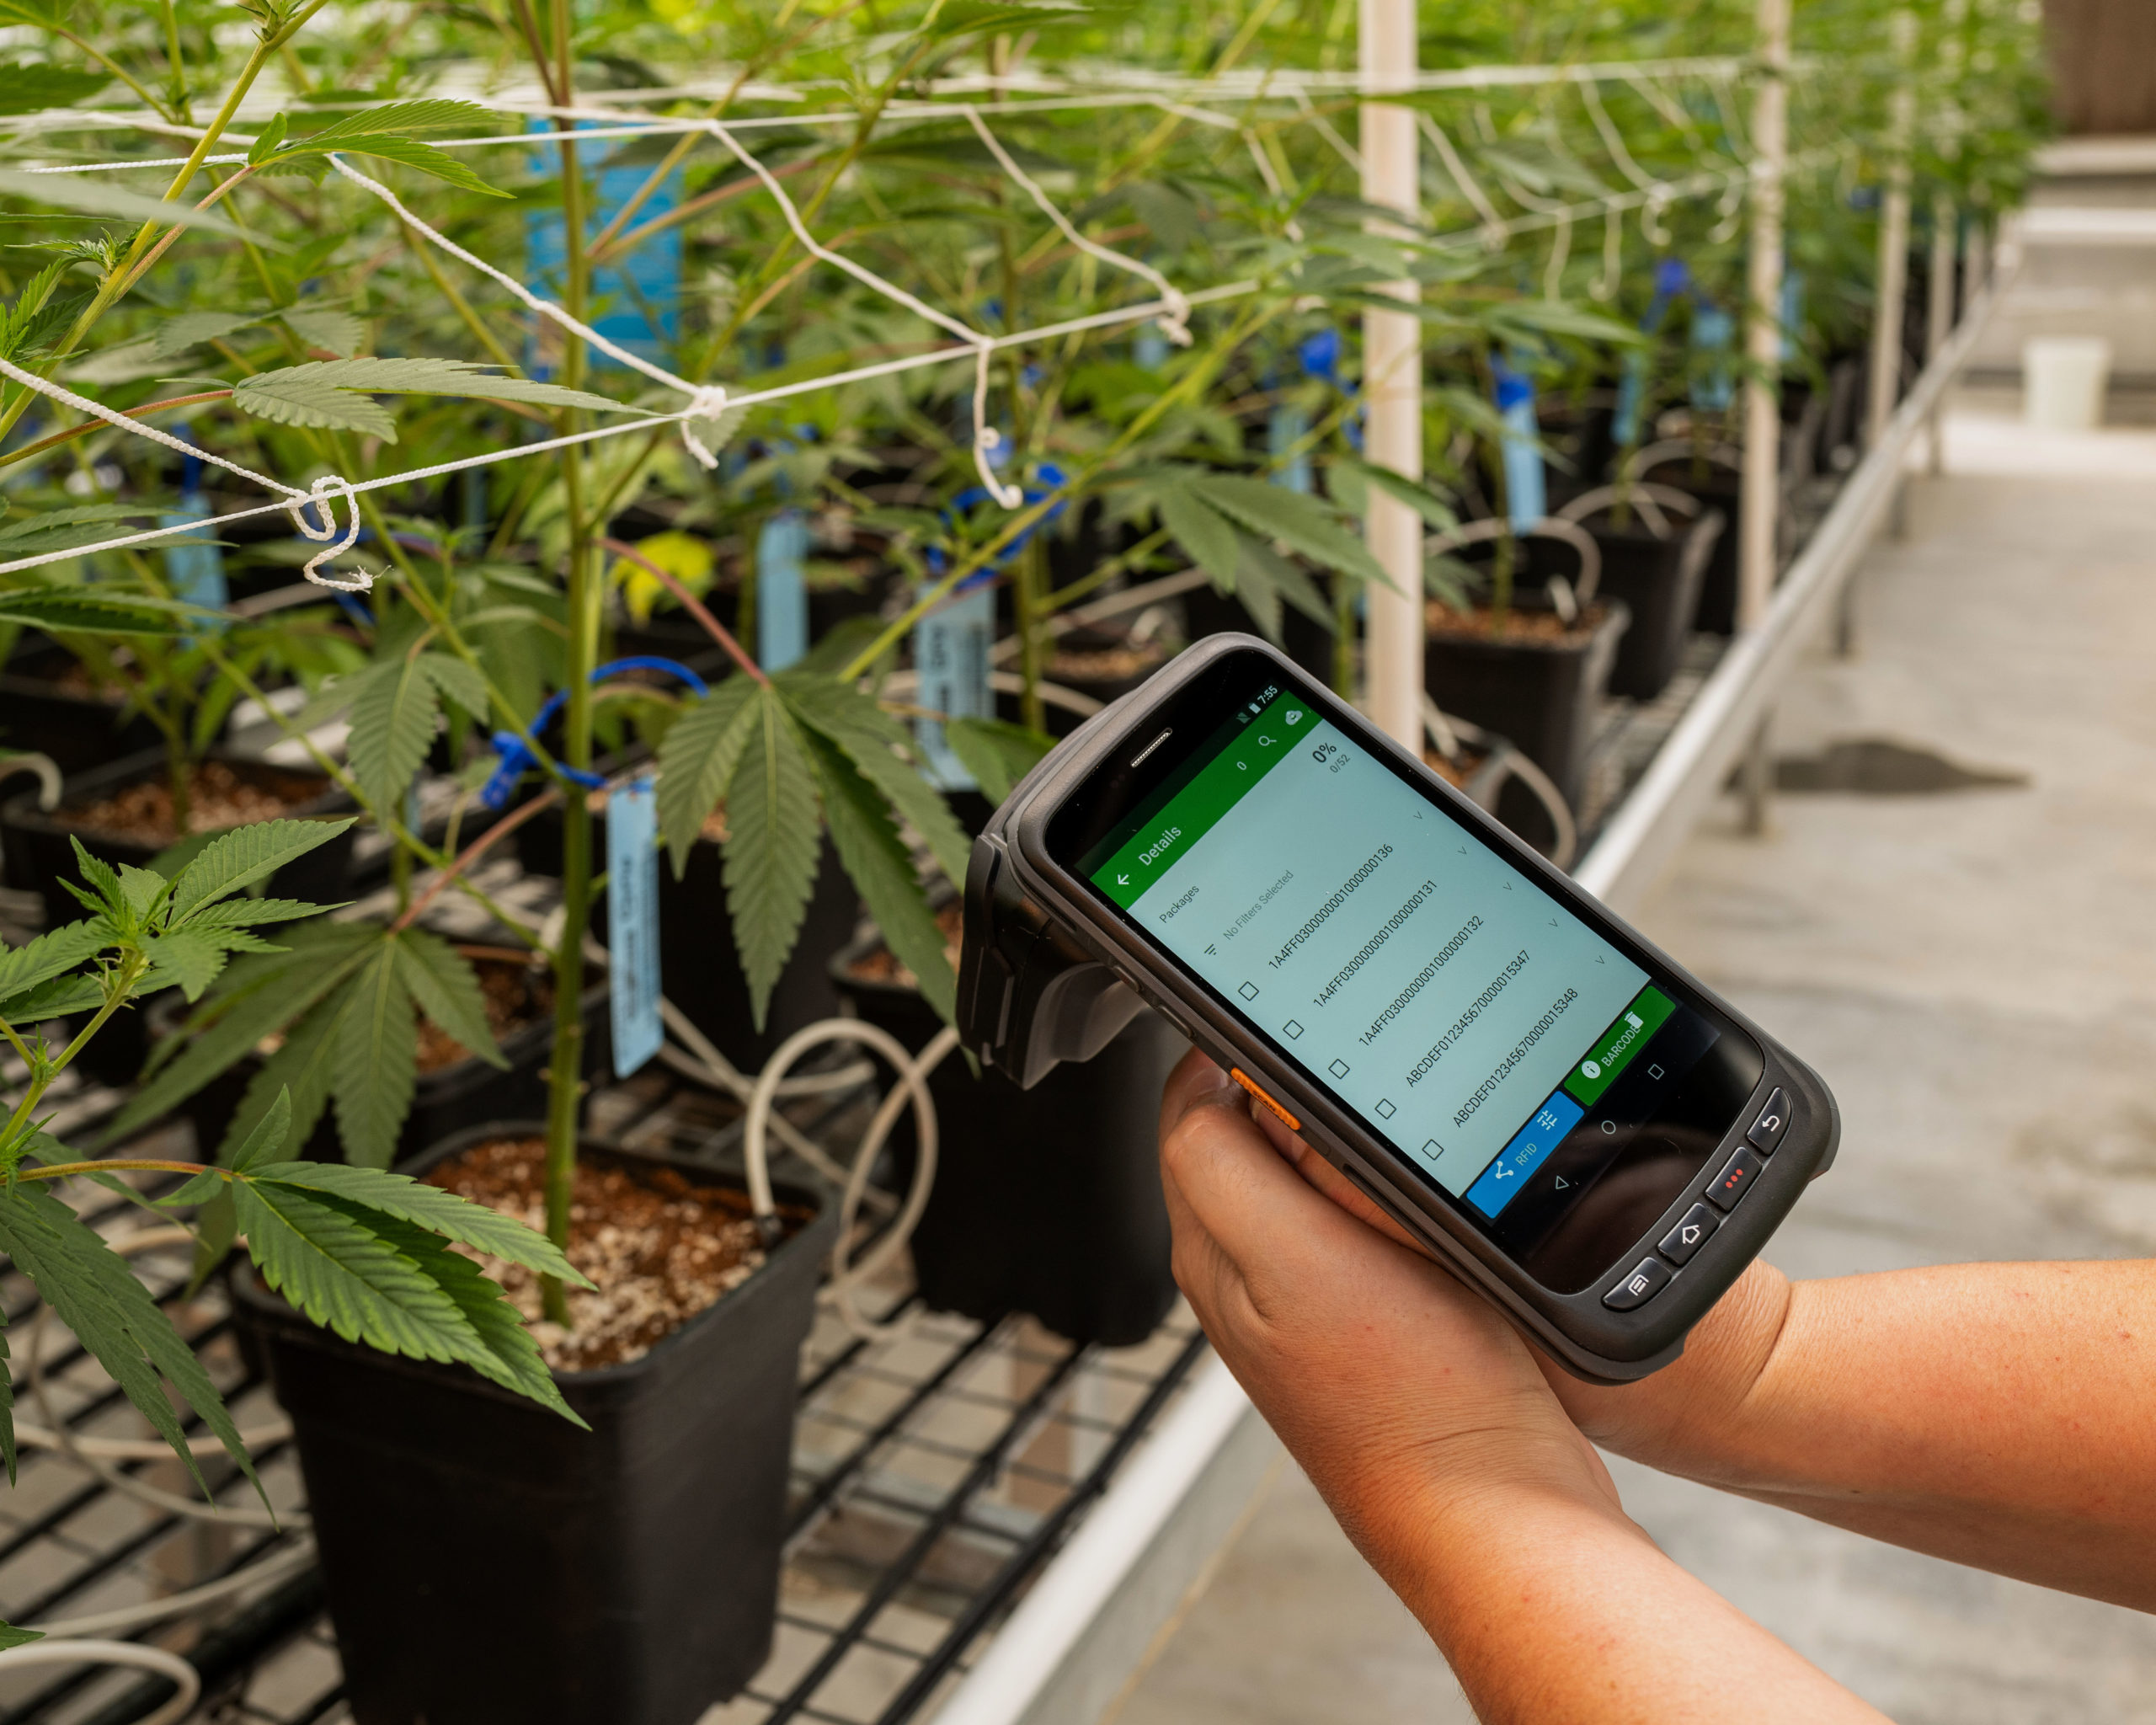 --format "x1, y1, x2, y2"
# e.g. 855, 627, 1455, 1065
1155, 1049, 1629, 1582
